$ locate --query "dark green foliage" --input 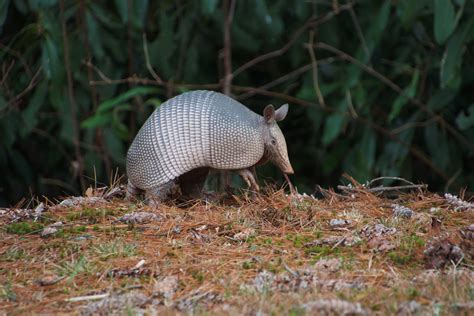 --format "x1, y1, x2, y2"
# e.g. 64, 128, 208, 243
0, 0, 473, 205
